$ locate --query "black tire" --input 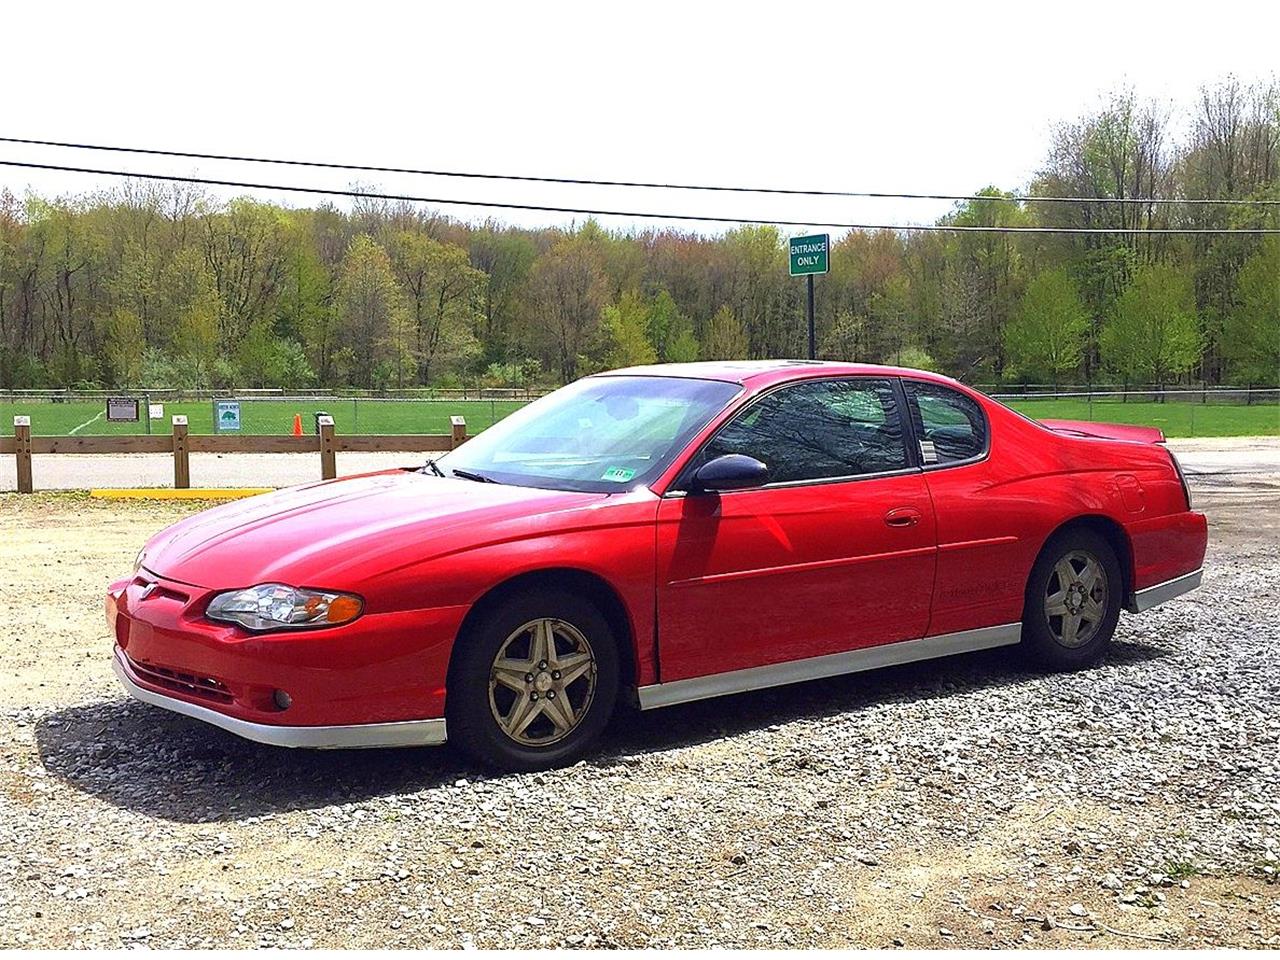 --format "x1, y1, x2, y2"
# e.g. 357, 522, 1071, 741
1021, 528, 1122, 670
446, 589, 619, 772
